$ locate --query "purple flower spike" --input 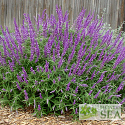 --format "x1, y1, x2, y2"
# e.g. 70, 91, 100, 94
61, 109, 63, 114
49, 69, 52, 73
115, 81, 125, 93
22, 67, 28, 78
65, 107, 68, 111
78, 83, 88, 87
53, 66, 56, 71
24, 90, 28, 101
72, 94, 76, 96
71, 77, 76, 83
3, 73, 5, 80
48, 74, 50, 79
2, 88, 6, 91
120, 98, 125, 104
61, 89, 63, 93
75, 86, 79, 93
40, 66, 44, 72
40, 93, 43, 99
38, 104, 41, 111
75, 108, 78, 114
45, 60, 49, 72
66, 82, 71, 91
50, 90, 55, 93
94, 90, 101, 98
89, 90, 93, 96
73, 100, 76, 105
16, 82, 21, 90
36, 66, 40, 72
30, 67, 36, 74
53, 106, 55, 111
53, 79, 56, 84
